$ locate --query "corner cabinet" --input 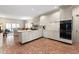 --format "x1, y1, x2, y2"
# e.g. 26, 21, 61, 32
29, 29, 42, 41
43, 21, 60, 40
43, 30, 59, 40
